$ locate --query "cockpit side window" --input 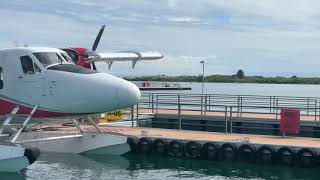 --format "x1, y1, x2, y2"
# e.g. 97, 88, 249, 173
20, 56, 35, 74
61, 53, 74, 64
62, 49, 79, 64
33, 52, 67, 68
